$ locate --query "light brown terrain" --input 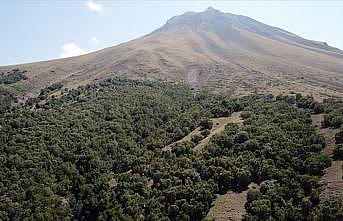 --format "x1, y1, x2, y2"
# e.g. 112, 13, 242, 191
1, 7, 343, 101
320, 161, 343, 201
206, 183, 258, 221
311, 114, 343, 201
